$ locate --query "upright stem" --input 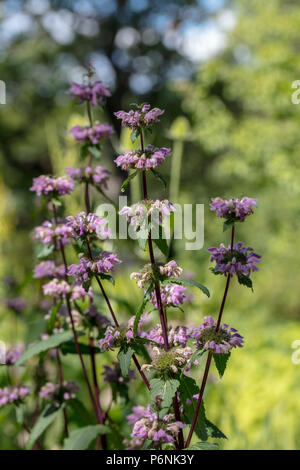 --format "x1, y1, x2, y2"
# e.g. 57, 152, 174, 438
140, 130, 184, 448
52, 204, 99, 422
184, 225, 235, 448
56, 350, 69, 437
